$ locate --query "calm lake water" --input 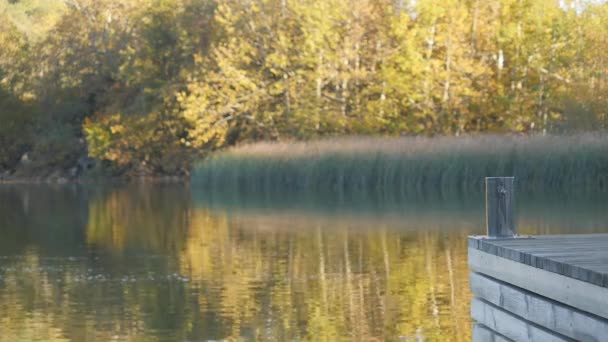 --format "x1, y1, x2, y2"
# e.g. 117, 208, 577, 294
1, 184, 607, 341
